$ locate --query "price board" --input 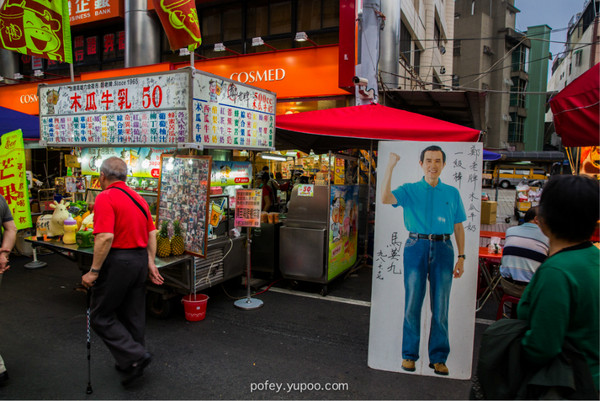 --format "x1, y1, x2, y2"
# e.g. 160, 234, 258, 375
234, 189, 261, 227
39, 69, 191, 145
192, 69, 276, 150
